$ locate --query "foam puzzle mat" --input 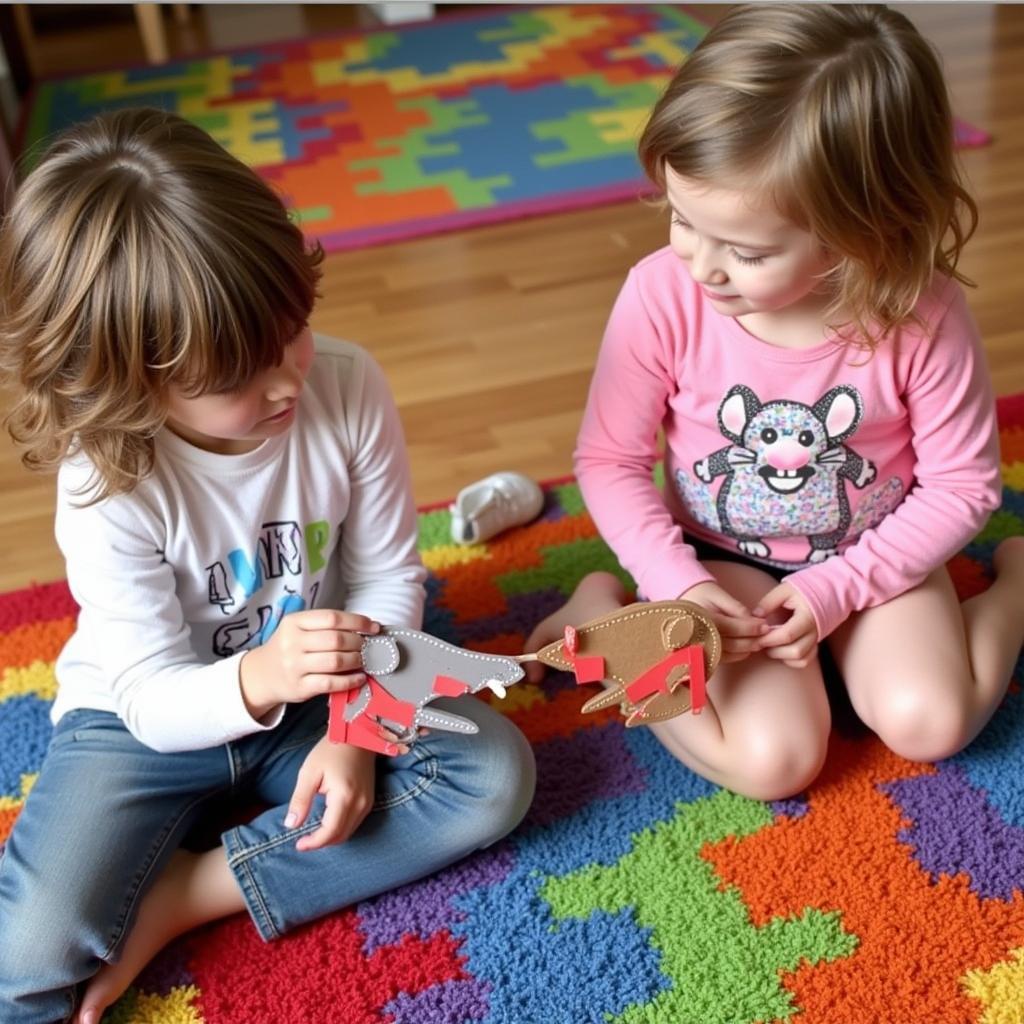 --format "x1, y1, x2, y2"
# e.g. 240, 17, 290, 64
2, 394, 1024, 1022
21, 4, 989, 254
